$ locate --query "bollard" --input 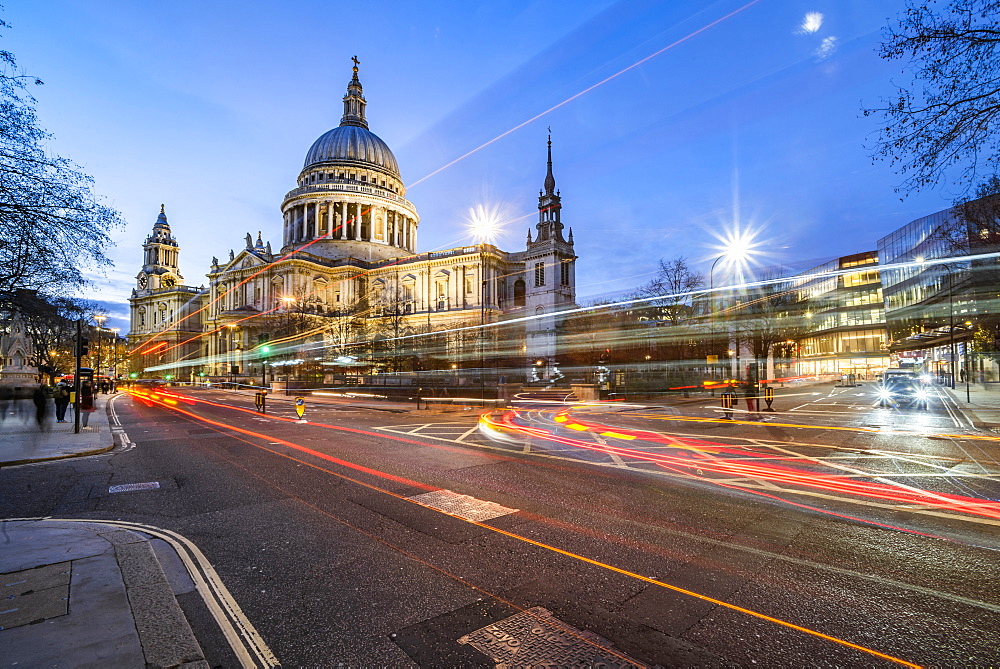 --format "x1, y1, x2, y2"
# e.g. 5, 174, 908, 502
294, 396, 306, 422
720, 391, 736, 419
255, 390, 267, 414
763, 385, 774, 411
